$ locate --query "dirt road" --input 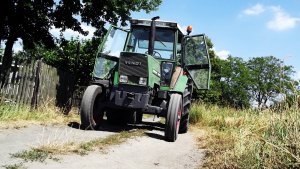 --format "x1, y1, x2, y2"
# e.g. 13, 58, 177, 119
0, 119, 205, 169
